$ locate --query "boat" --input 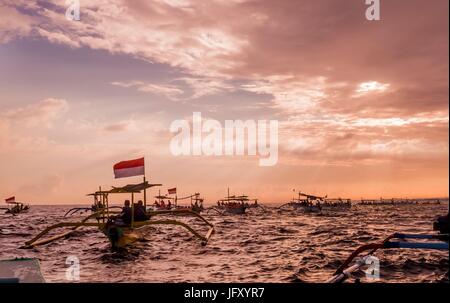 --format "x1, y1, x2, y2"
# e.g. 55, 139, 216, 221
2, 198, 30, 215
151, 191, 176, 211
279, 191, 352, 214
279, 191, 325, 213
208, 189, 261, 215
0, 258, 45, 283
328, 214, 449, 283
64, 190, 121, 217
321, 198, 352, 210
23, 181, 214, 250
175, 193, 205, 214
357, 197, 441, 206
